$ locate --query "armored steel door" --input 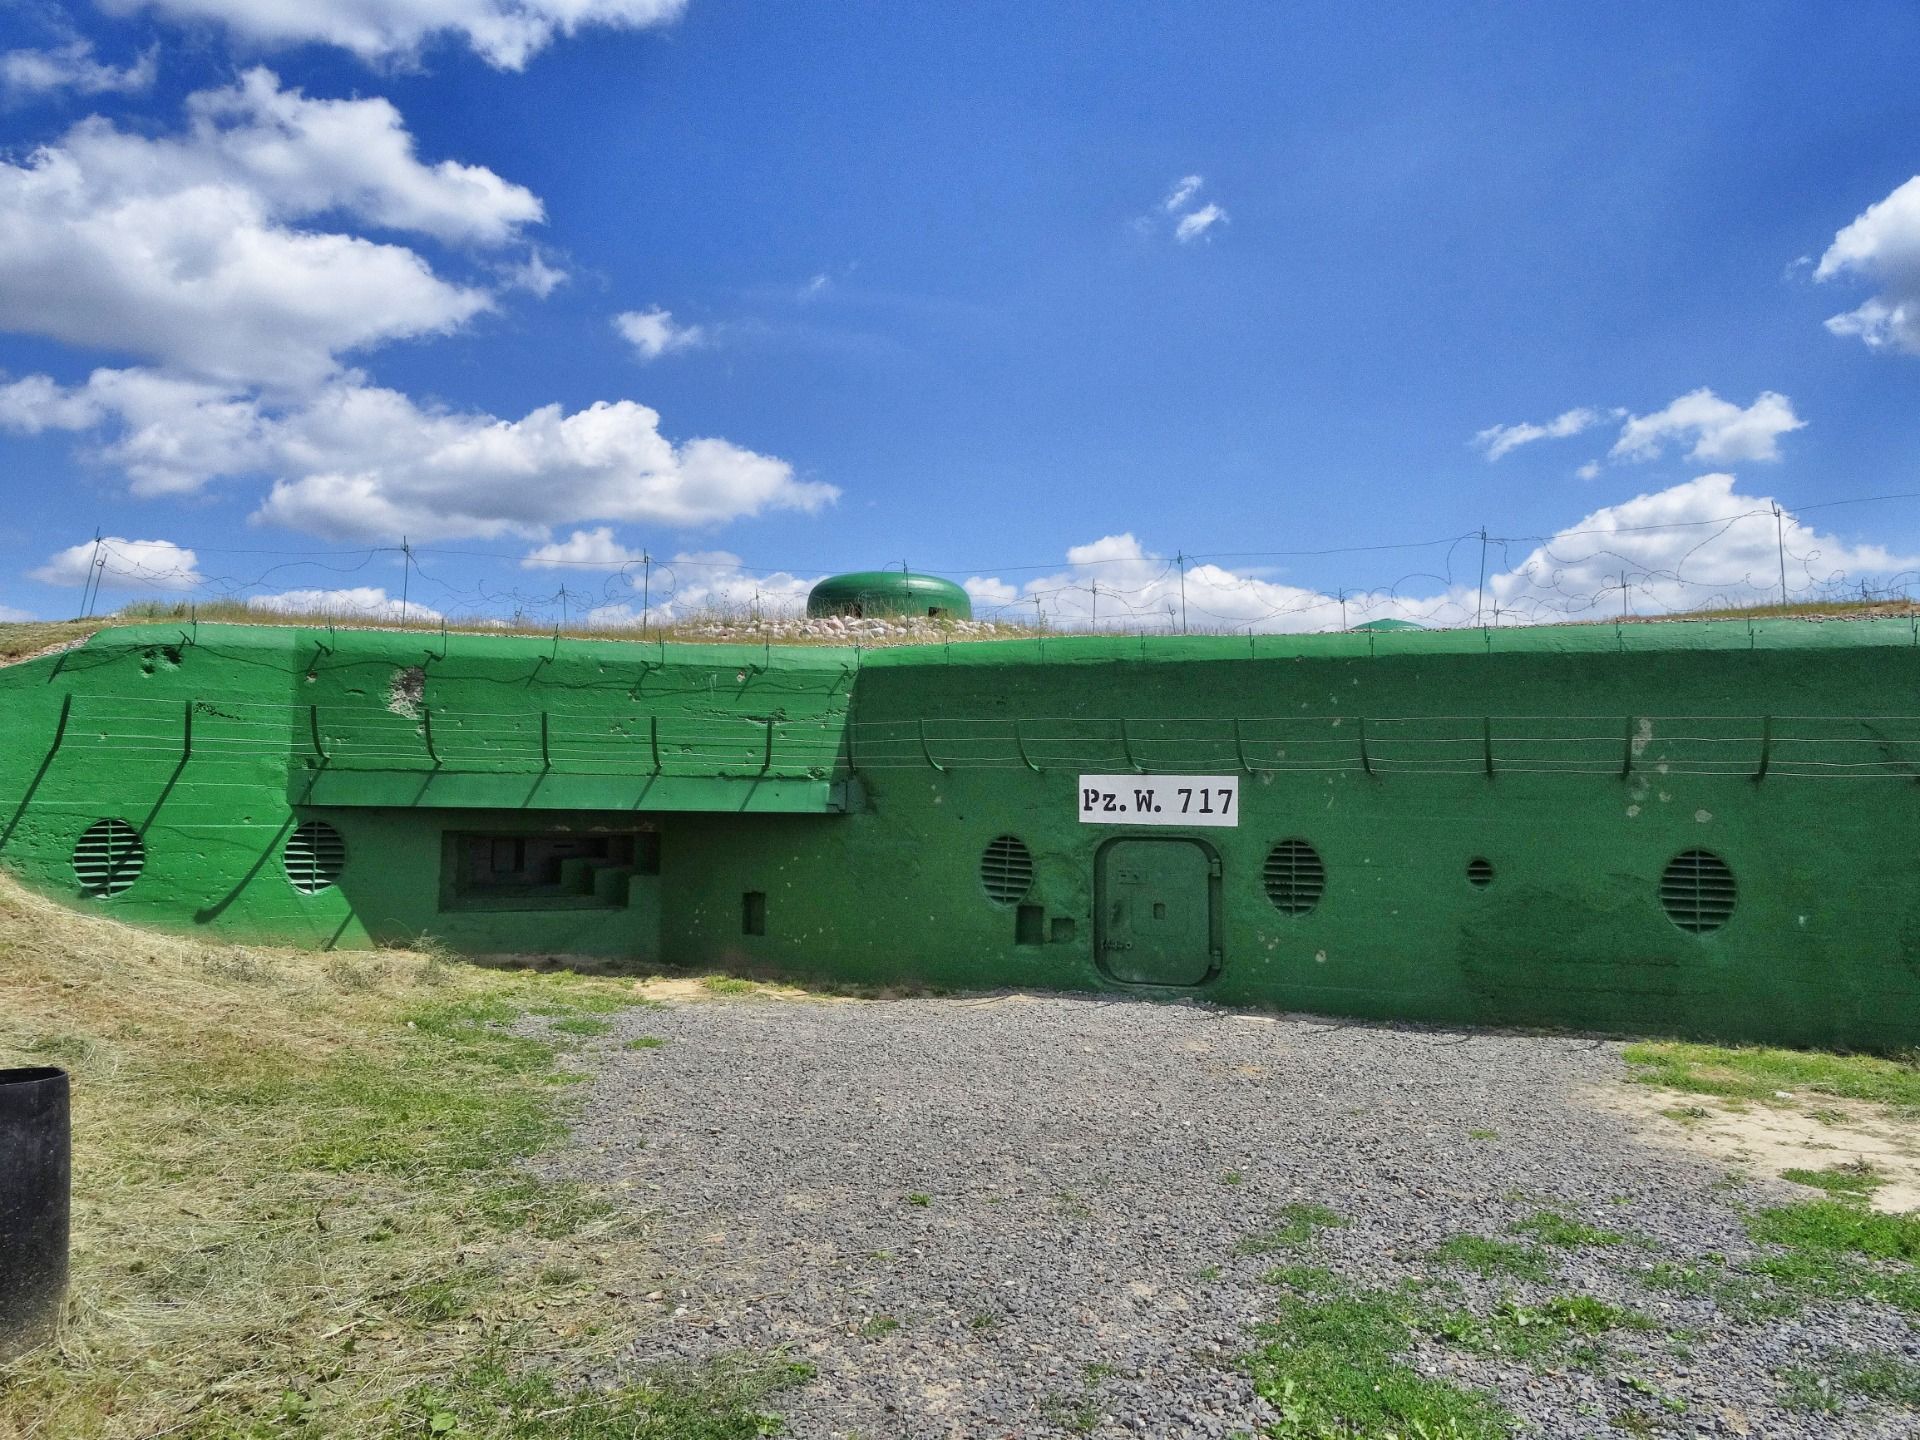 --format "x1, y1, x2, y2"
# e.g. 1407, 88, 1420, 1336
1096, 839, 1219, 986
